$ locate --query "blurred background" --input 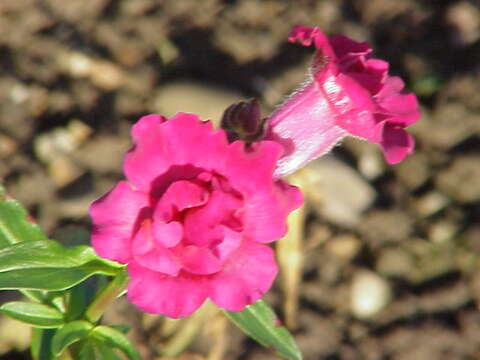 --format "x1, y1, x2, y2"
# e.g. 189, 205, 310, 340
0, 0, 479, 359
